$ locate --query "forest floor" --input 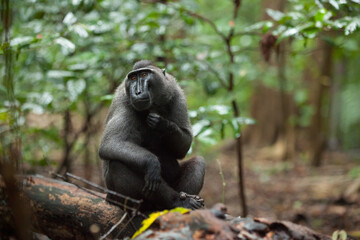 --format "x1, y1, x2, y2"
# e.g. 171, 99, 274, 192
201, 142, 360, 237
55, 139, 360, 237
